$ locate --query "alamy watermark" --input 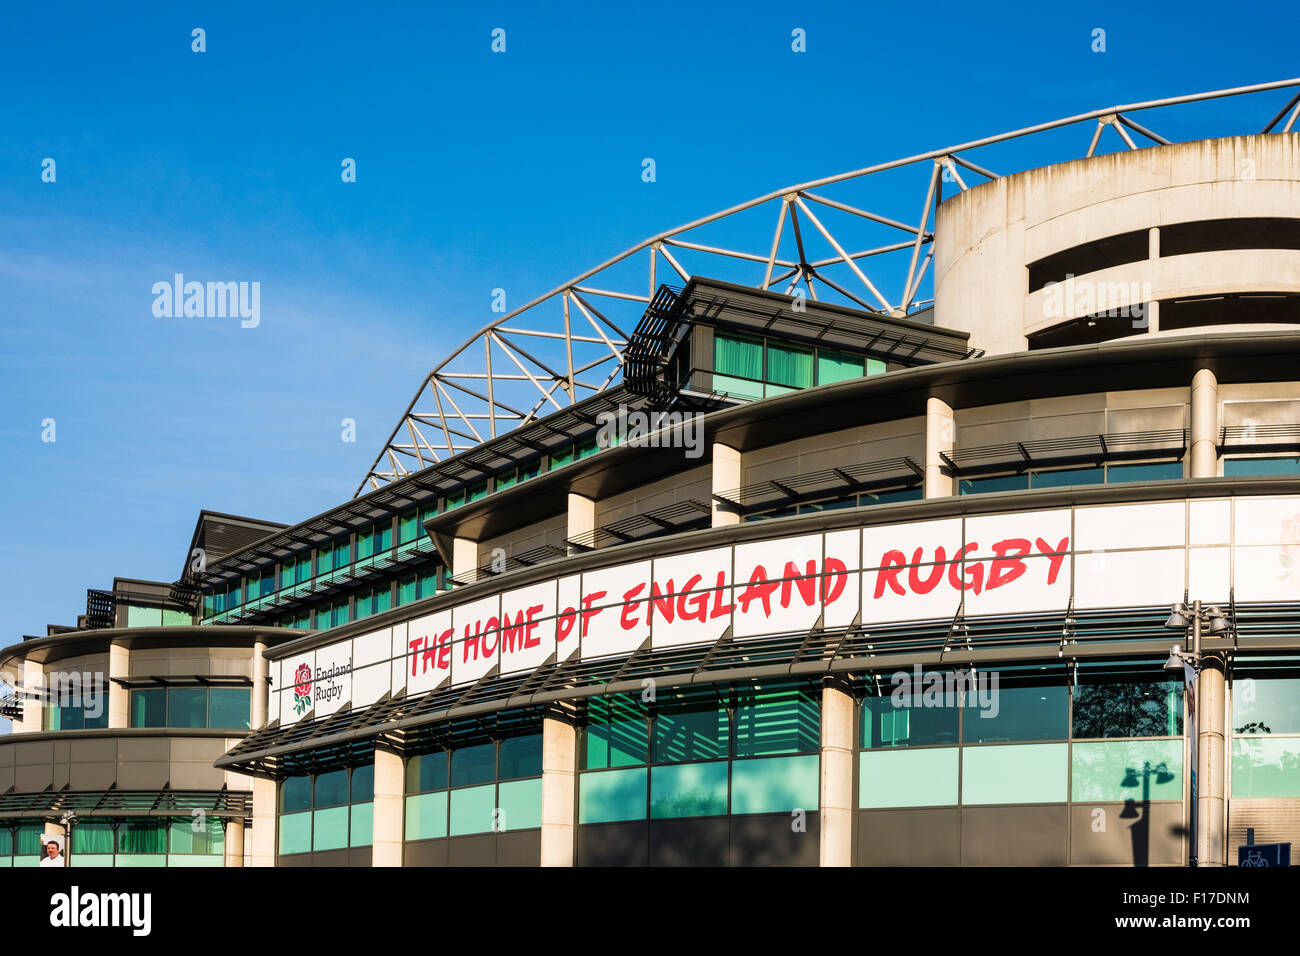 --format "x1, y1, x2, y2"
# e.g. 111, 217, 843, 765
1042, 274, 1150, 328
889, 665, 1000, 718
152, 274, 260, 328
595, 404, 704, 458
